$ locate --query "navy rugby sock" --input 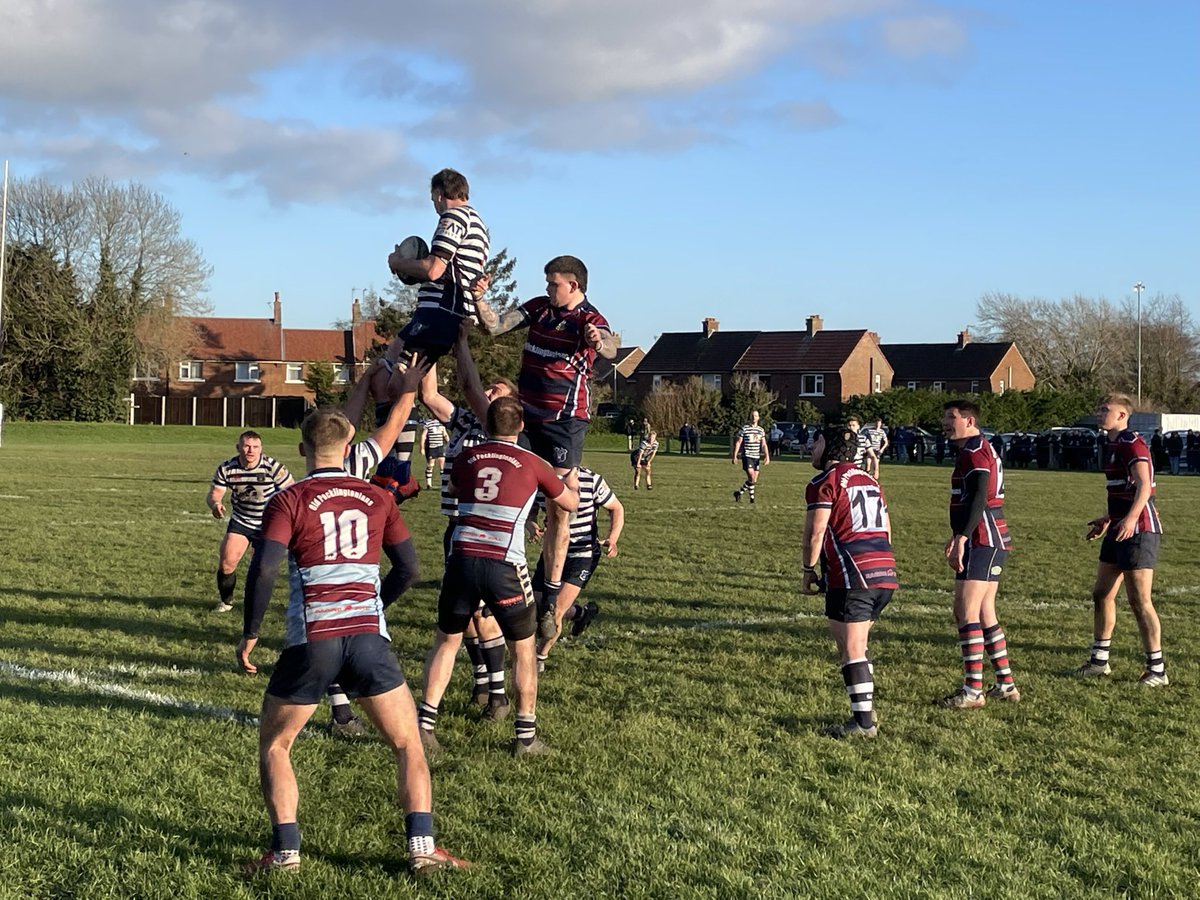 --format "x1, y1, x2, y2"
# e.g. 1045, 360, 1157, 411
217, 569, 236, 603
406, 812, 435, 857
271, 822, 300, 852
